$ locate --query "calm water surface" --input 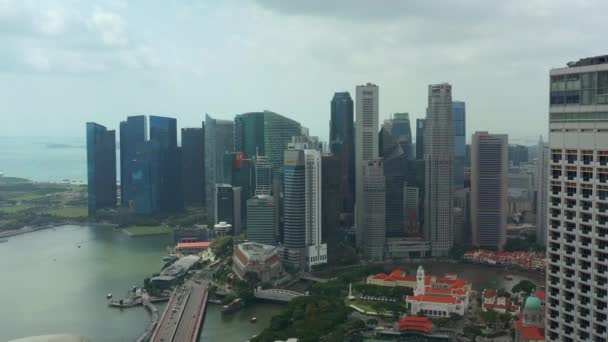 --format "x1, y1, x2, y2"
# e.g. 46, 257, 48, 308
0, 225, 284, 341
